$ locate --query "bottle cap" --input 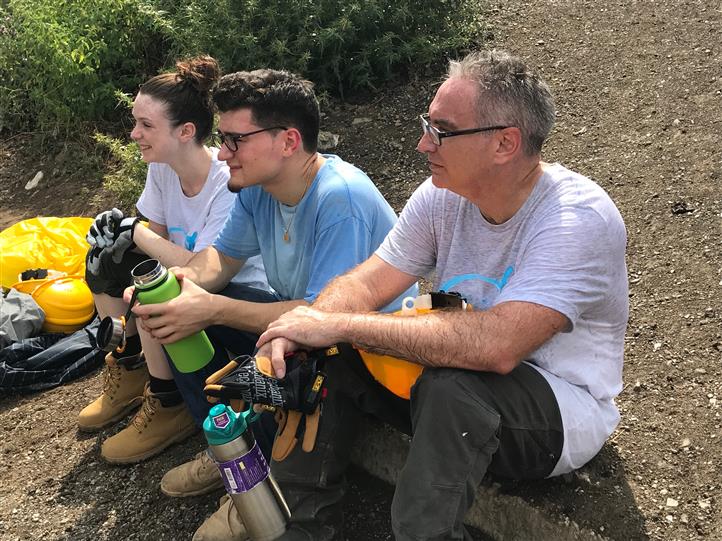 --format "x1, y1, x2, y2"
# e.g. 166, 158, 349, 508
203, 404, 248, 446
